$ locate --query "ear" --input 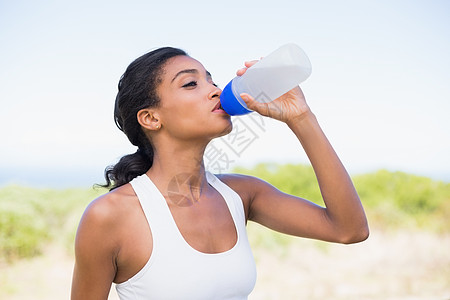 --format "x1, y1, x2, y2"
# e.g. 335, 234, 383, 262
137, 108, 161, 131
